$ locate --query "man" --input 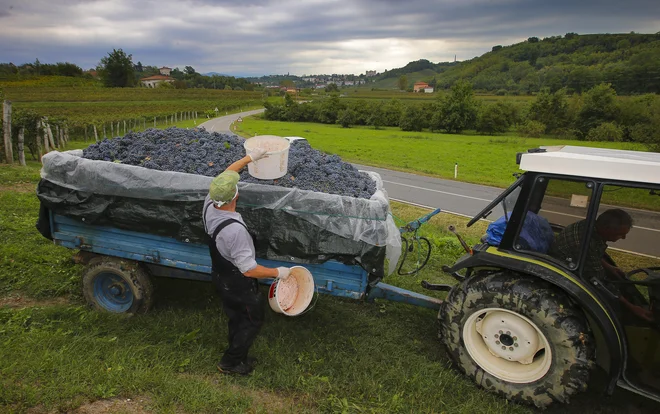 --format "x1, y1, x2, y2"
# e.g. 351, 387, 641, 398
203, 148, 292, 375
549, 208, 653, 322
